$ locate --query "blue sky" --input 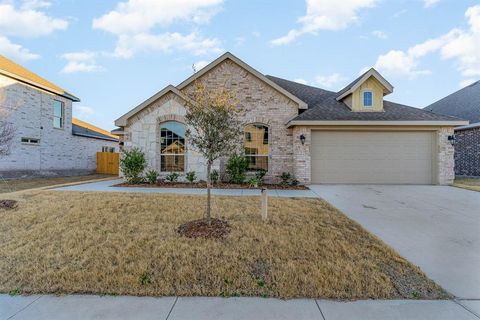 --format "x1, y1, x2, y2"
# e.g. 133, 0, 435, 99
0, 0, 479, 130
